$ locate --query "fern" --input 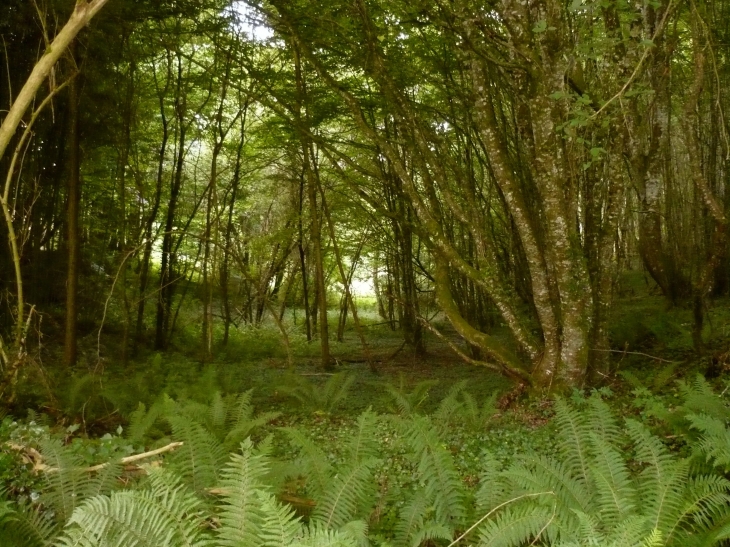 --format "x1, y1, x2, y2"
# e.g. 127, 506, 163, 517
0, 499, 58, 547
127, 398, 169, 444
37, 438, 101, 524
679, 375, 727, 421
310, 458, 378, 530
432, 380, 467, 430
401, 415, 465, 529
56, 467, 206, 547
641, 528, 663, 547
477, 504, 555, 547
461, 389, 499, 431
471, 397, 730, 547
553, 398, 592, 487
625, 420, 687, 533
280, 373, 355, 413
686, 413, 730, 471
337, 519, 368, 547
257, 491, 303, 547
344, 410, 380, 464
409, 522, 453, 547
289, 523, 359, 547
383, 375, 438, 417
215, 439, 271, 547
588, 433, 635, 526
165, 414, 226, 491
475, 453, 505, 513
283, 427, 334, 499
